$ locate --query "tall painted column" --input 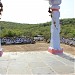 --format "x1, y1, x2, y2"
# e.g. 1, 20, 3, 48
0, 0, 3, 57
48, 0, 63, 54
